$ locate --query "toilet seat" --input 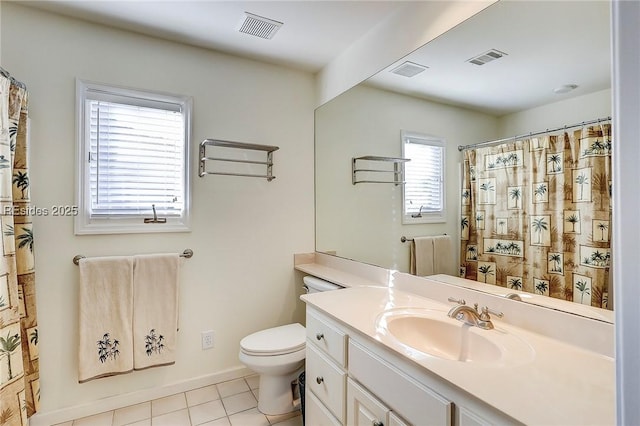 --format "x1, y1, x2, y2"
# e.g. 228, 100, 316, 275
240, 323, 305, 356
